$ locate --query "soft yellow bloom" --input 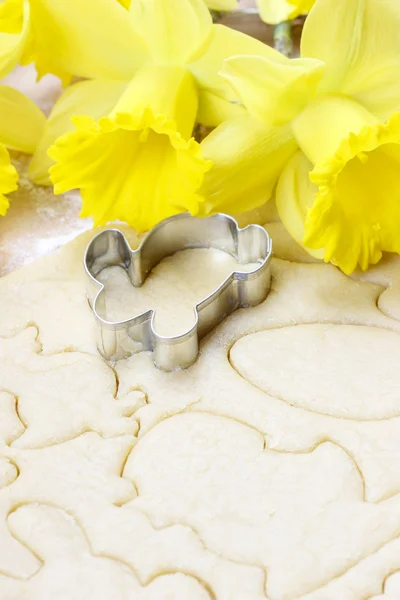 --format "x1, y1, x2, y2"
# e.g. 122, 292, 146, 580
49, 65, 211, 231
0, 84, 45, 216
257, 0, 315, 25
33, 0, 274, 232
0, 144, 18, 215
203, 0, 400, 273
